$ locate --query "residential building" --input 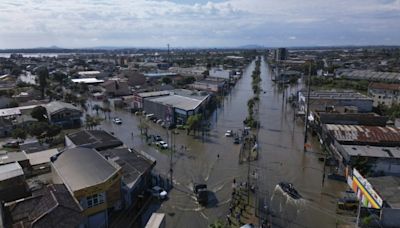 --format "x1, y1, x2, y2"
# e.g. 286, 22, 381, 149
2, 184, 84, 228
65, 130, 123, 151
51, 147, 123, 228
0, 162, 30, 203
368, 82, 400, 107
23, 148, 59, 176
274, 48, 288, 61
45, 101, 82, 128
98, 148, 156, 209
